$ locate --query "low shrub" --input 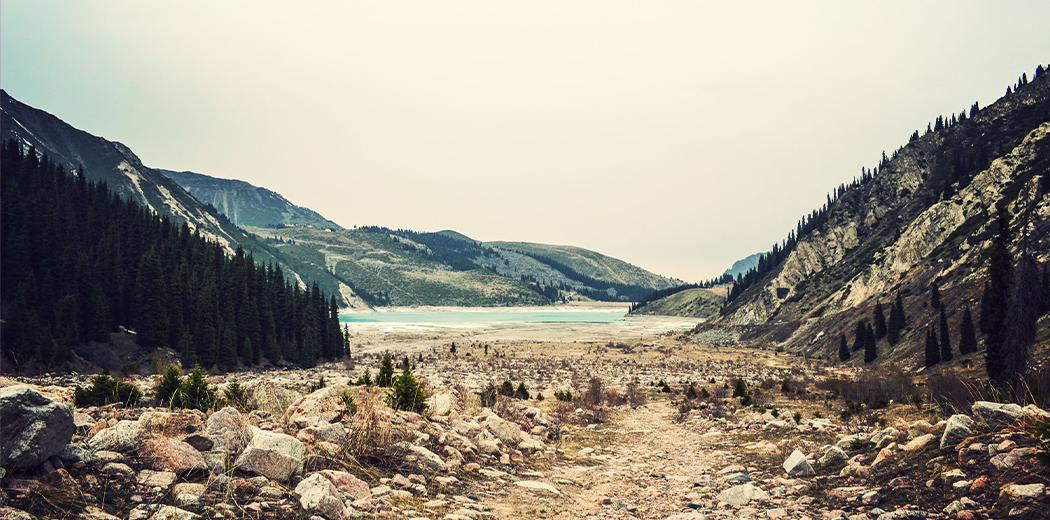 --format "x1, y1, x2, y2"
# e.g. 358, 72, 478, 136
514, 382, 530, 400
154, 366, 182, 408
554, 390, 573, 402
385, 368, 427, 413
74, 375, 143, 407
222, 378, 252, 413
339, 389, 358, 416
306, 376, 327, 394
